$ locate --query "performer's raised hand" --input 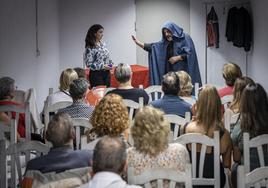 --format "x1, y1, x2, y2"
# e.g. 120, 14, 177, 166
131, 35, 144, 48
